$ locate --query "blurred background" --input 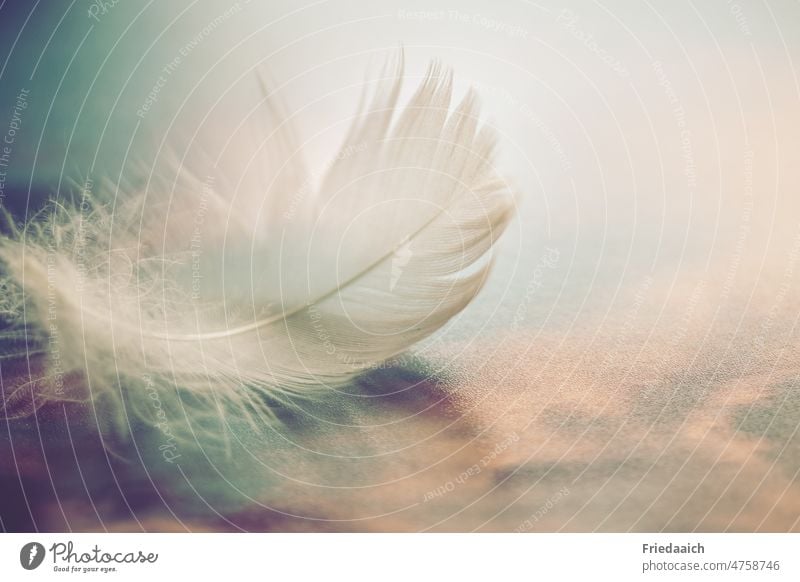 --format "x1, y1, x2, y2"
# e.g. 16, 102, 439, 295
1, 0, 799, 531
